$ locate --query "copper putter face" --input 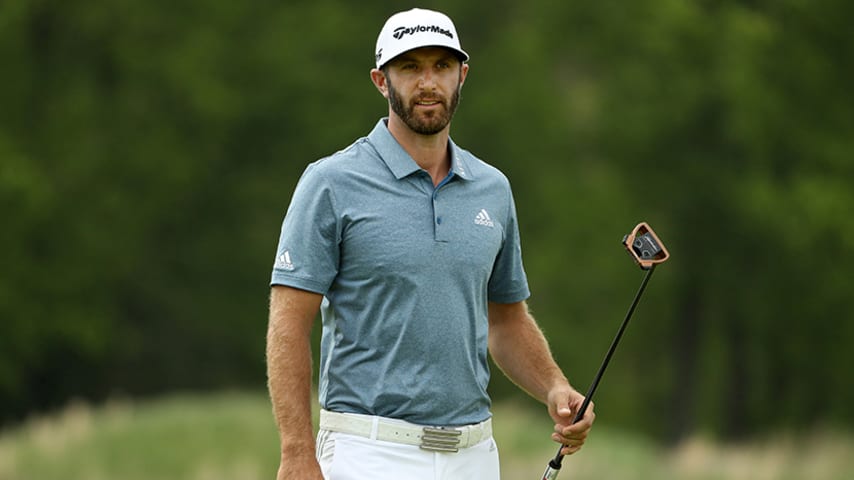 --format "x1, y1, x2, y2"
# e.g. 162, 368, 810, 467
622, 222, 670, 270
